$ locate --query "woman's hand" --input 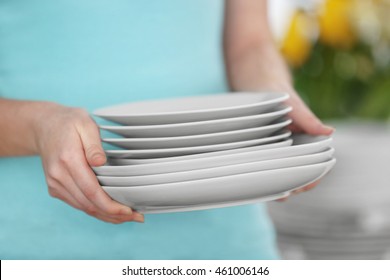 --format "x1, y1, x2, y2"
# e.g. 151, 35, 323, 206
270, 83, 334, 136
224, 0, 334, 198
32, 103, 144, 224
284, 87, 333, 196
247, 79, 333, 198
